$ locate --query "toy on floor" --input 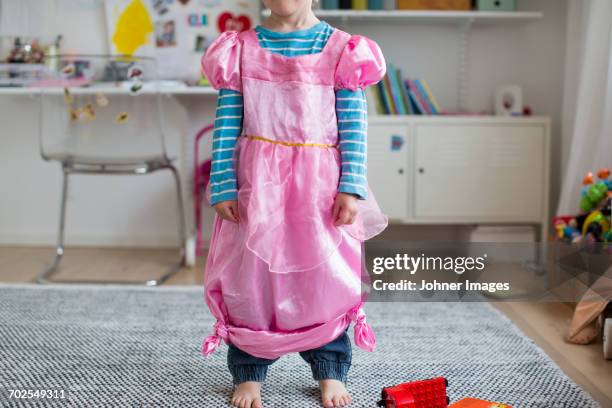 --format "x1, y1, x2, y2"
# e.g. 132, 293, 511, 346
554, 167, 612, 243
377, 377, 449, 408
376, 378, 516, 408
448, 398, 513, 408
